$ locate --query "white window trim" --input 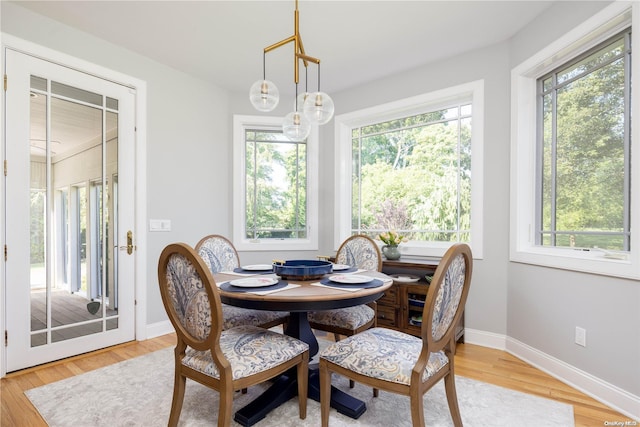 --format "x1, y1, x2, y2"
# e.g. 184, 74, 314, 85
334, 80, 485, 259
510, 2, 640, 279
232, 115, 319, 251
